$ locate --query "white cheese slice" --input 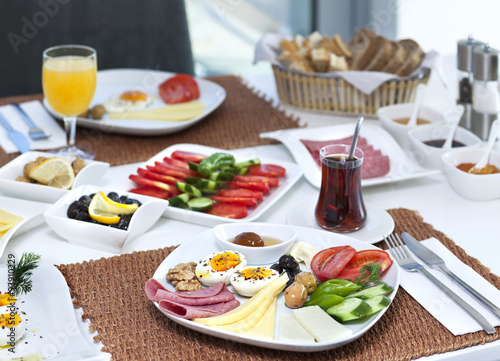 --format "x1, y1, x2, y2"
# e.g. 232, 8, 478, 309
293, 305, 353, 342
278, 313, 315, 343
